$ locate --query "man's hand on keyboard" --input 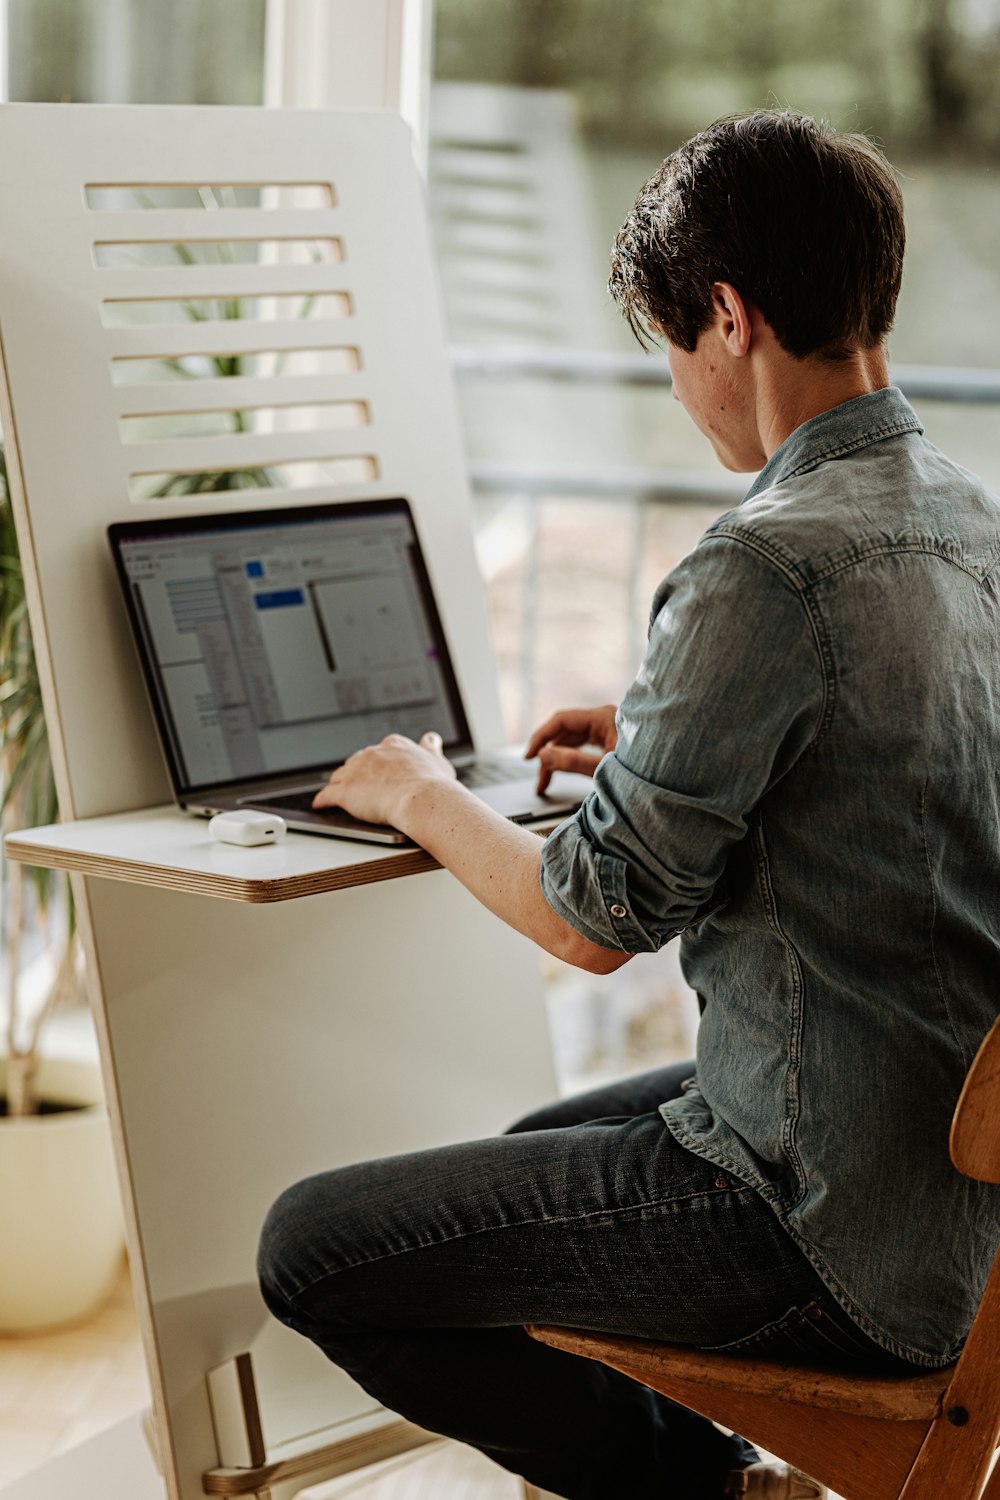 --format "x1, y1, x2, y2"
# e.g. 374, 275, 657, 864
524, 704, 619, 794
312, 731, 456, 826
